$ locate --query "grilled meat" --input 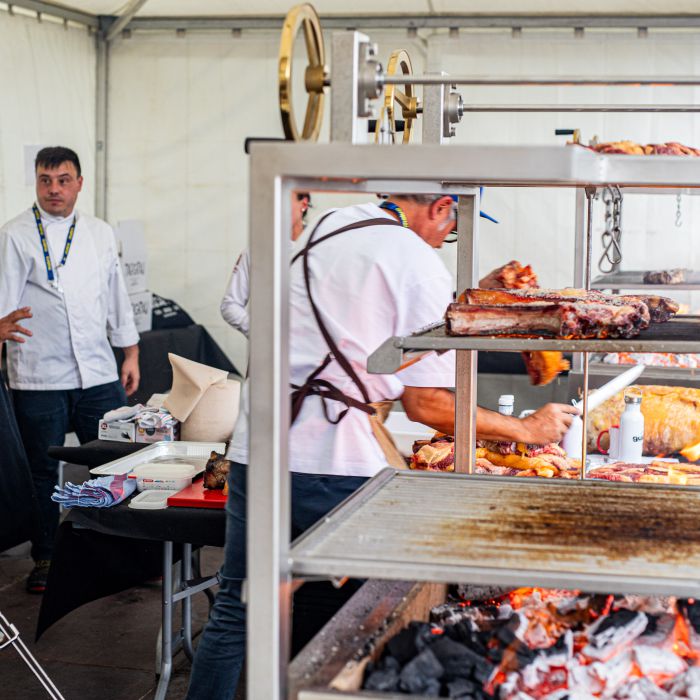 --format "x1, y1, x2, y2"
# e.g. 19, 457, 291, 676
643, 268, 688, 285
203, 451, 232, 490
